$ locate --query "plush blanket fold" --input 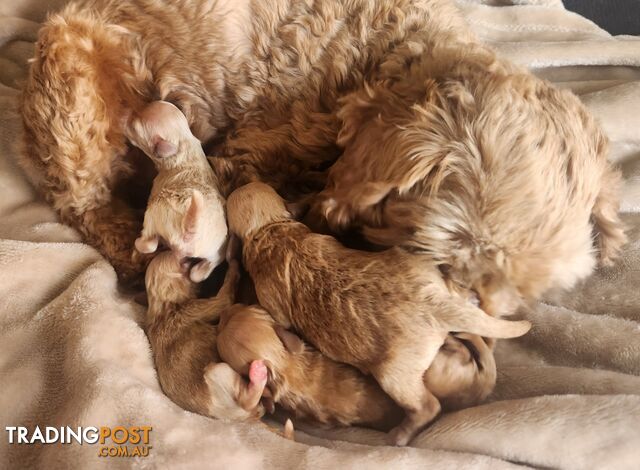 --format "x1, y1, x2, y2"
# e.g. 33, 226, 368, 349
1, 1, 639, 469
